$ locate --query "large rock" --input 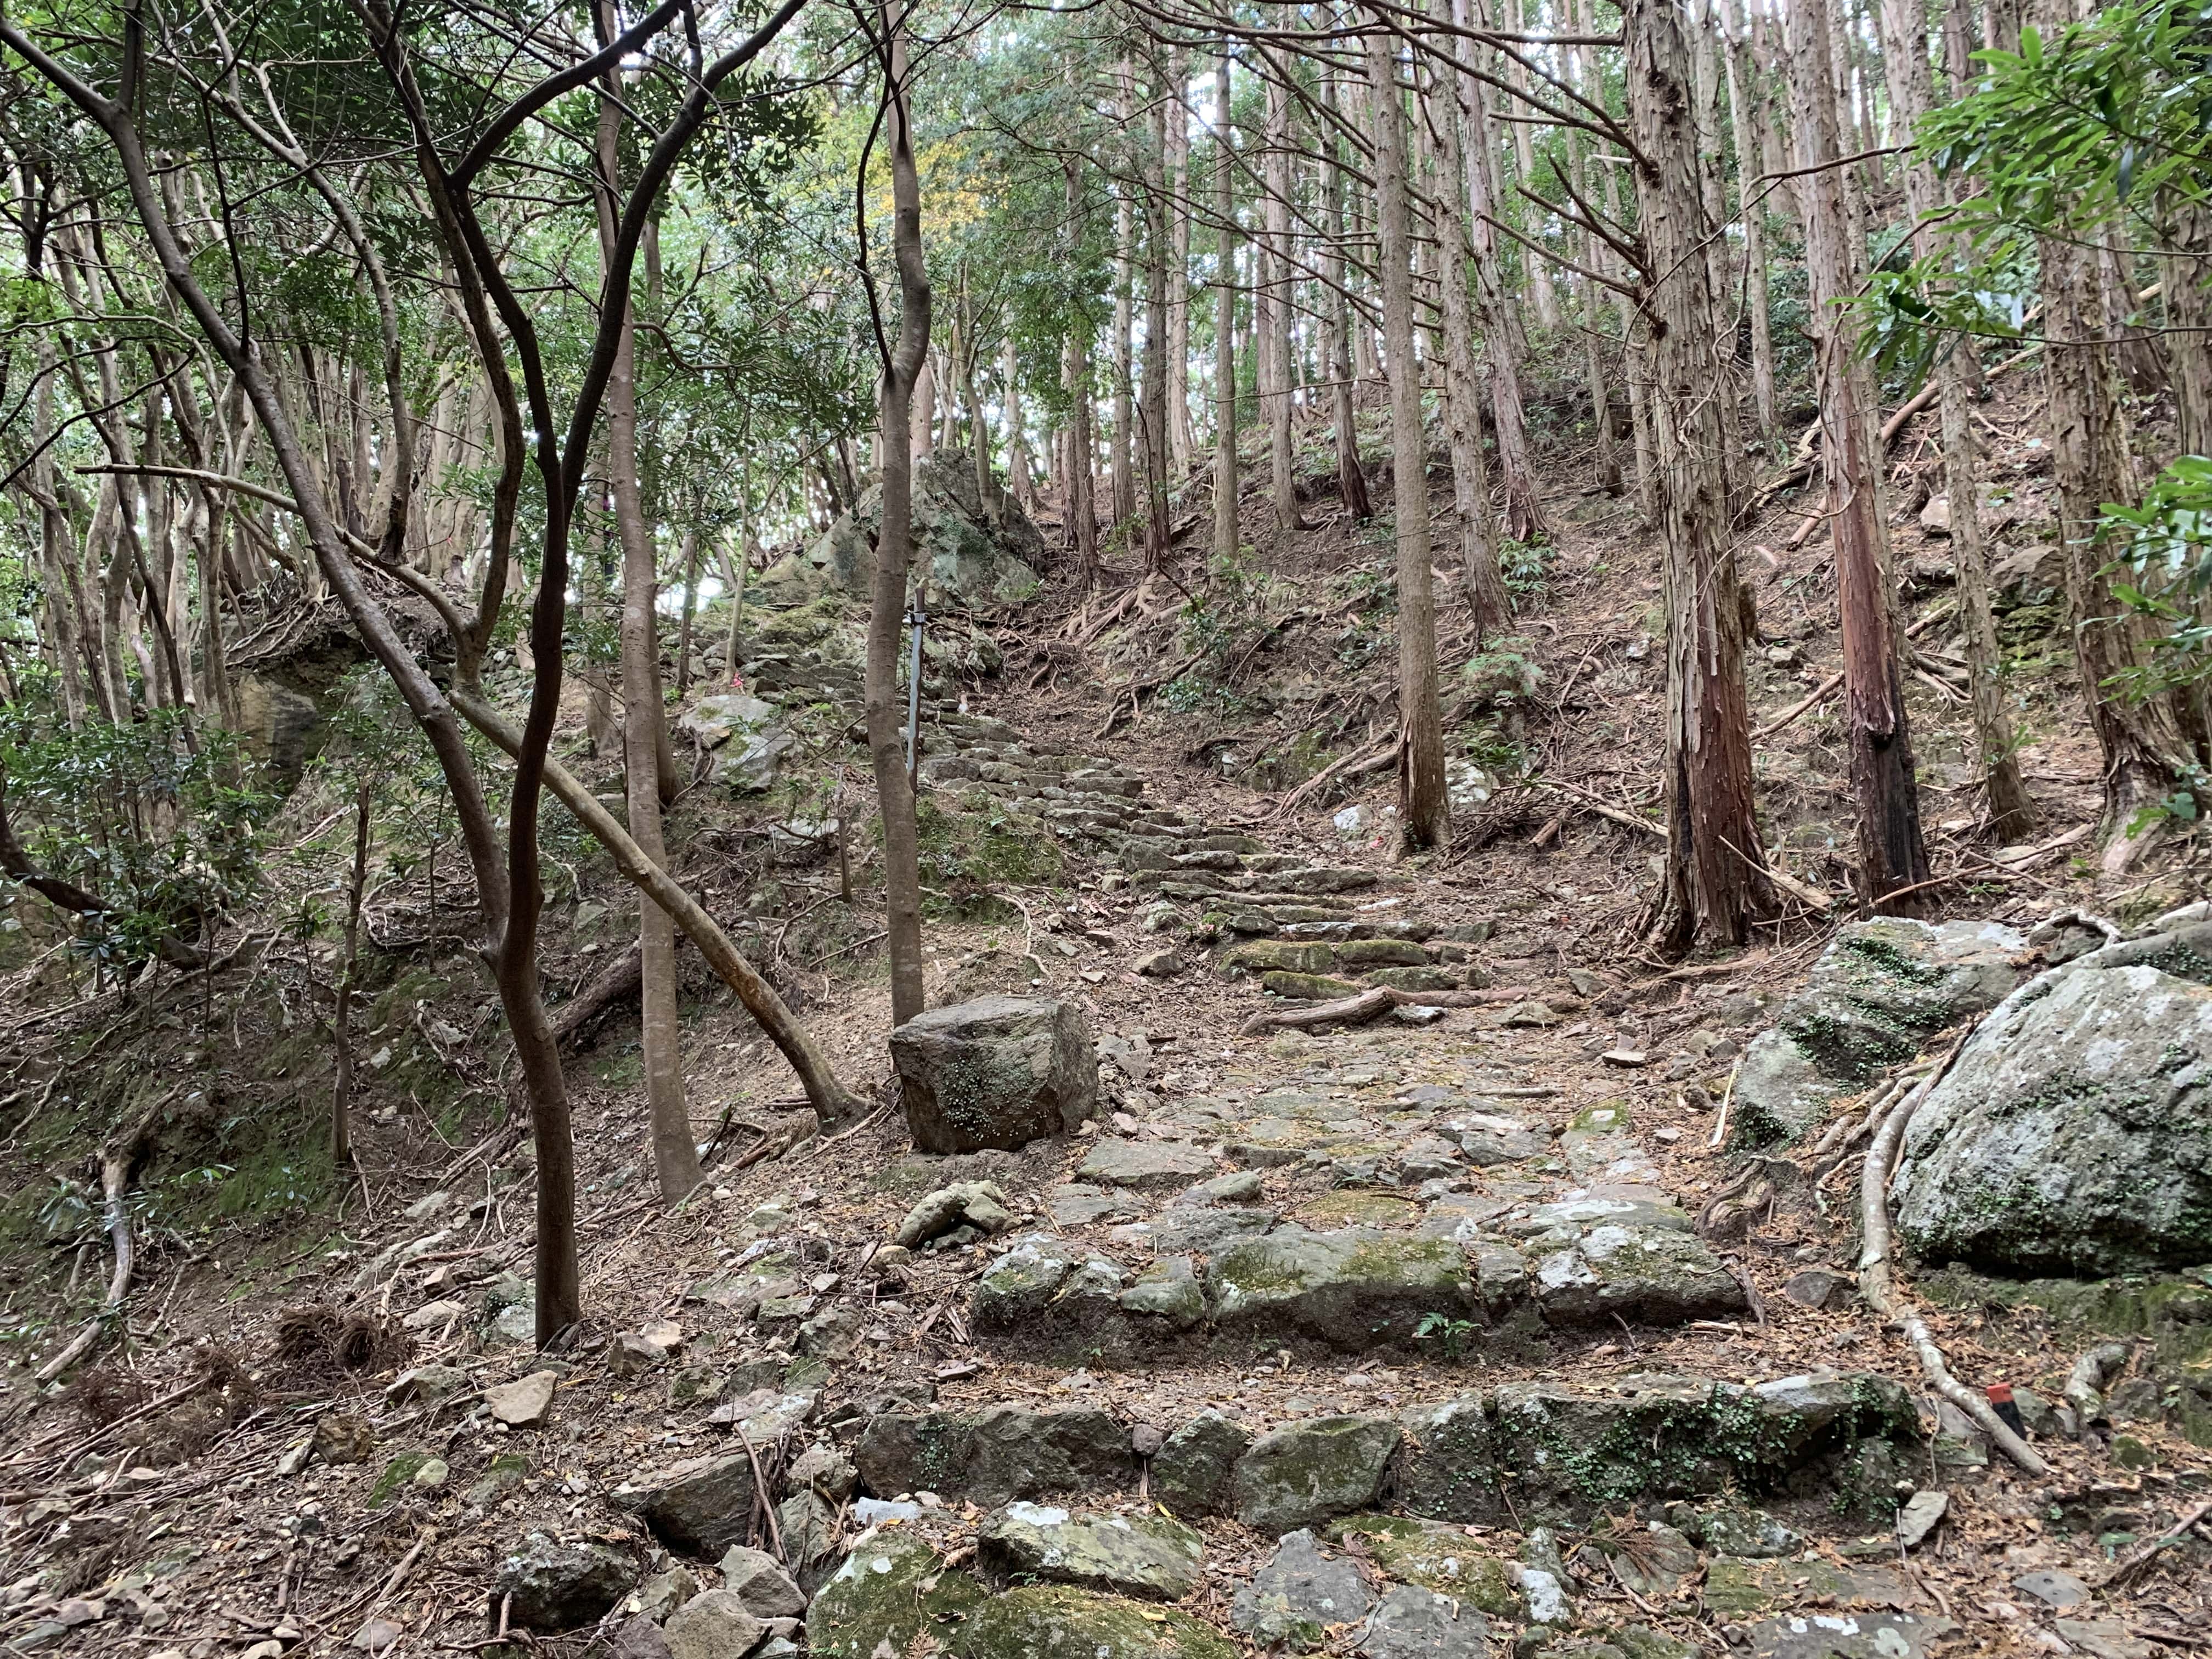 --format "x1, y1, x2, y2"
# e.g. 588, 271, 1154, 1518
1232, 1416, 1398, 1535
958, 1583, 1237, 1659
660, 1591, 764, 1659
1526, 1222, 1747, 1325
493, 1535, 636, 1632
1731, 919, 2025, 1145
1079, 1139, 1216, 1190
892, 995, 1099, 1153
1153, 1412, 1253, 1515
1358, 1584, 1493, 1659
805, 1534, 986, 1659
852, 1406, 1134, 1506
1207, 1227, 1480, 1350
1892, 963, 2212, 1274
757, 447, 1045, 610
612, 1453, 760, 1556
1329, 1516, 1517, 1615
978, 1503, 1205, 1600
1229, 1531, 1376, 1652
